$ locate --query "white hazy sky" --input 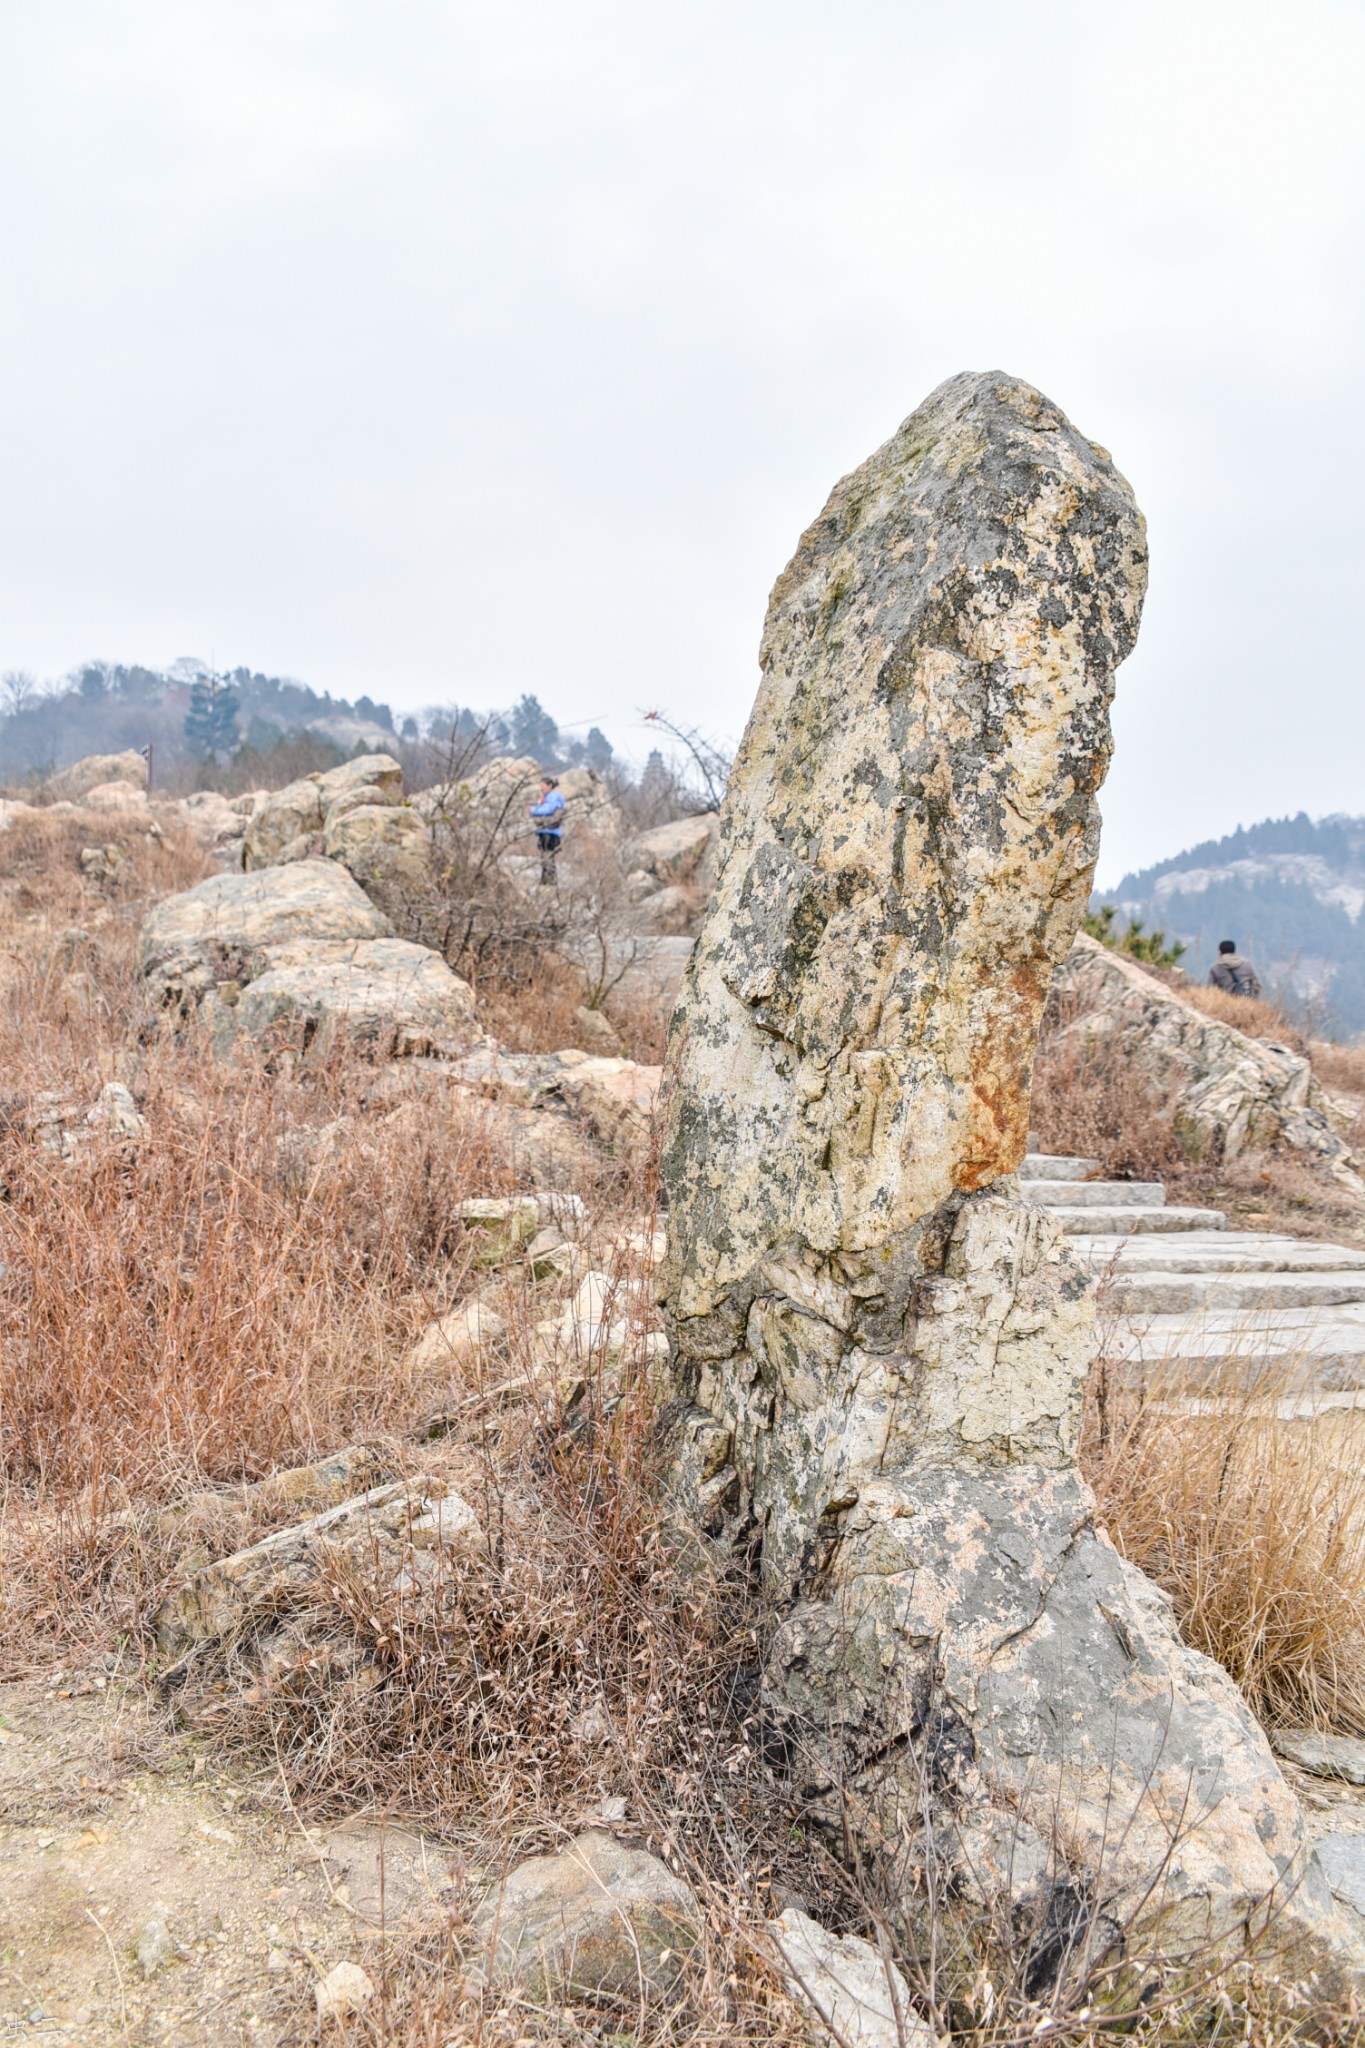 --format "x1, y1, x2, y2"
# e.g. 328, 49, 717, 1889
1, 0, 1361, 882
